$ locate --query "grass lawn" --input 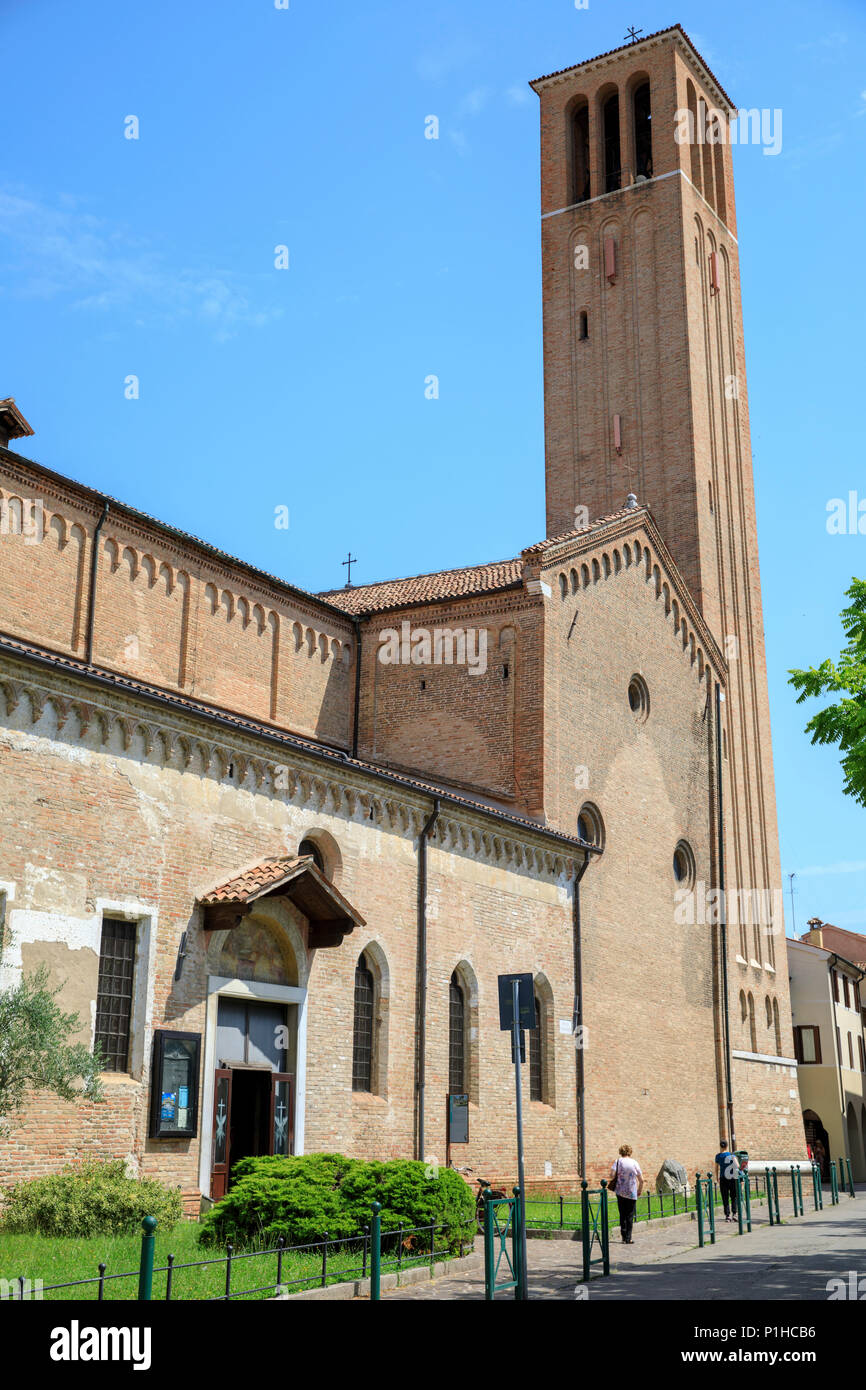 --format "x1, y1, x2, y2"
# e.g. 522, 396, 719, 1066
0, 1220, 465, 1301
523, 1184, 771, 1232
